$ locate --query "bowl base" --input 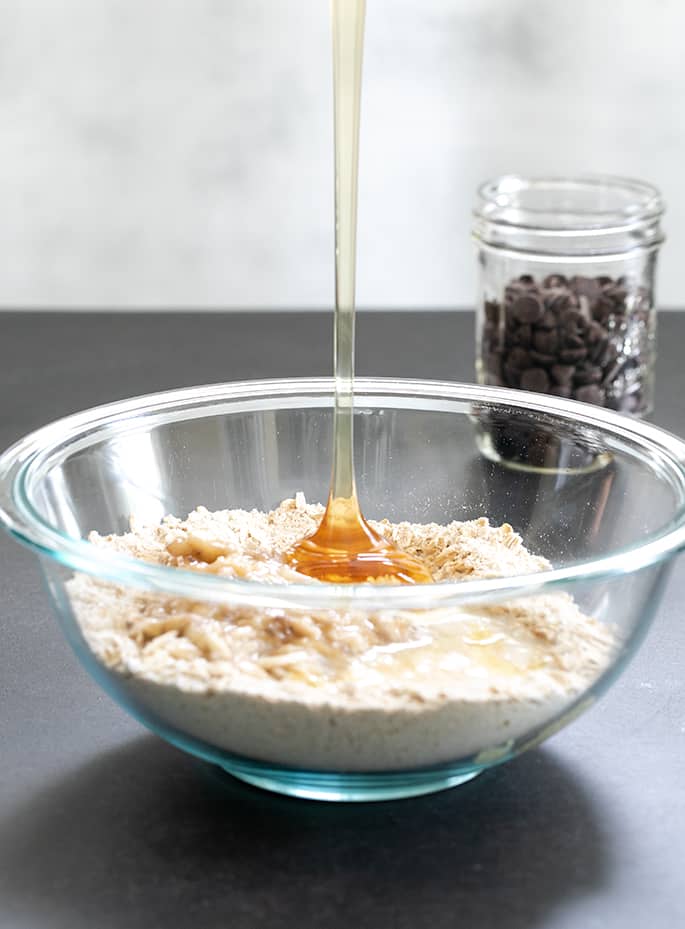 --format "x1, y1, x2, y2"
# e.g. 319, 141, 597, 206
475, 424, 613, 475
218, 762, 480, 802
